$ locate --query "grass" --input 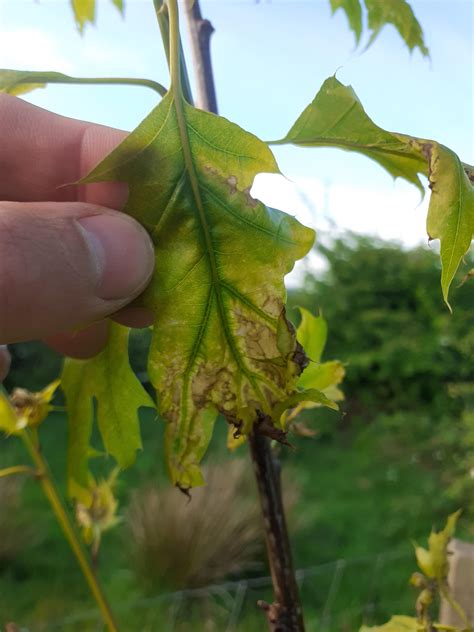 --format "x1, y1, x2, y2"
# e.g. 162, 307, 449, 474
0, 405, 467, 631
